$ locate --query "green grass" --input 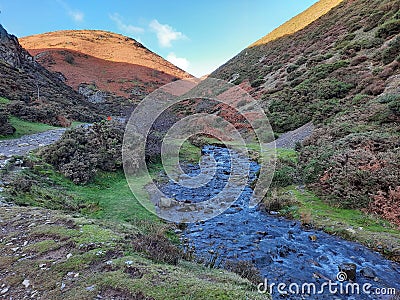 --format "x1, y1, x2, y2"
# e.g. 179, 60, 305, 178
0, 97, 11, 105
0, 116, 59, 139
274, 186, 400, 257
276, 148, 298, 163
